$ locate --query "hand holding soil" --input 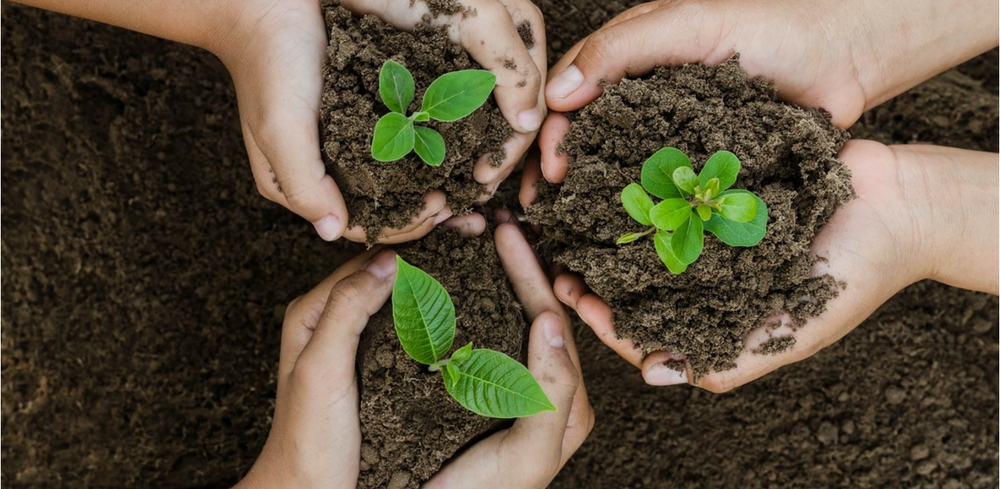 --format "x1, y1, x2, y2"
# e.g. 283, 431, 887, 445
553, 141, 999, 391
234, 215, 592, 488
